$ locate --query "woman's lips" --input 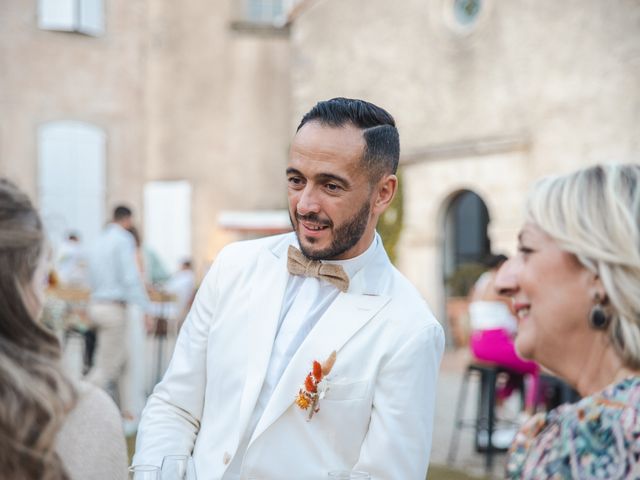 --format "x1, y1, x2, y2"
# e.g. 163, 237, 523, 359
514, 302, 530, 320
